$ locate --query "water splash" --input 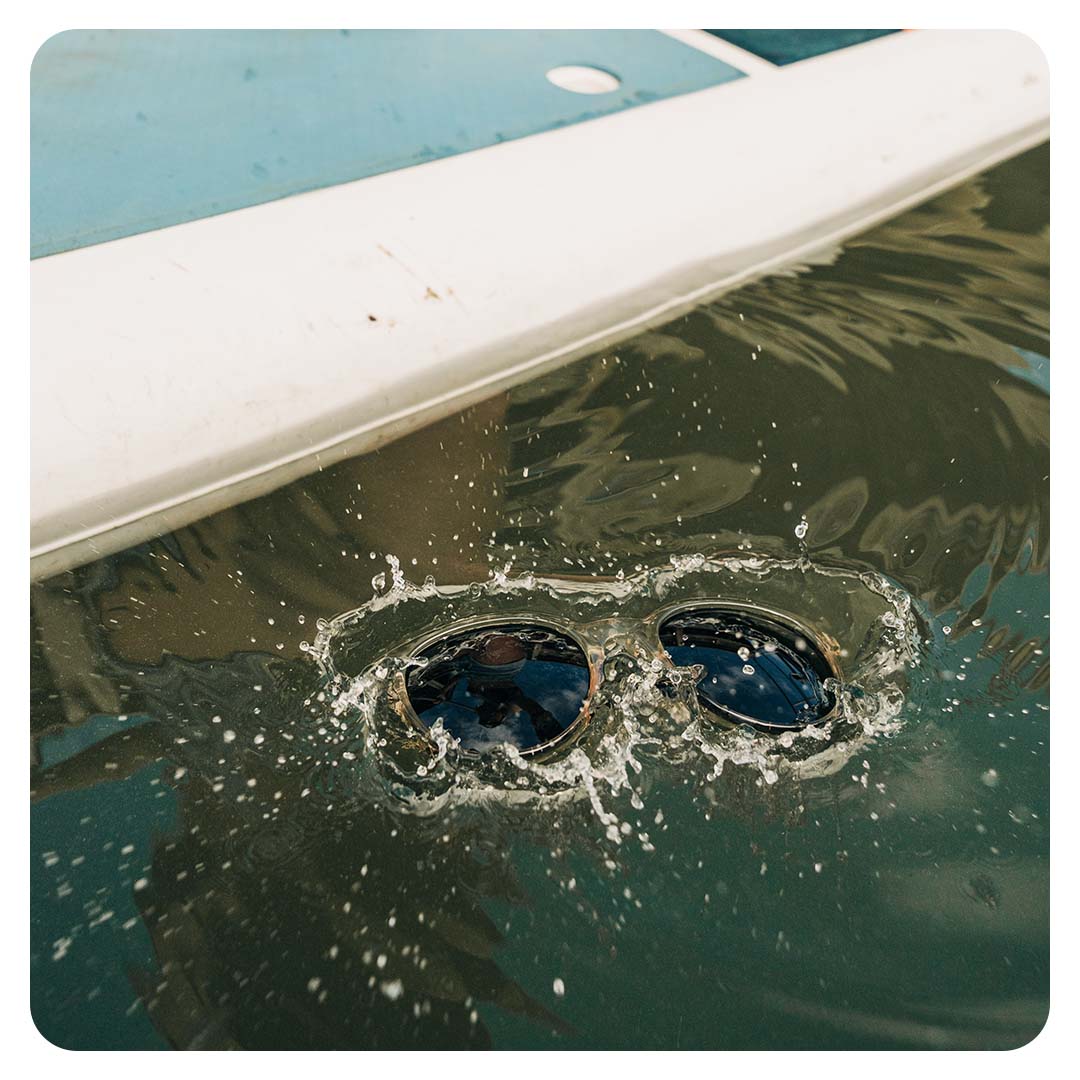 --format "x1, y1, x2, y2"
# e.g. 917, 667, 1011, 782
301, 552, 924, 824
